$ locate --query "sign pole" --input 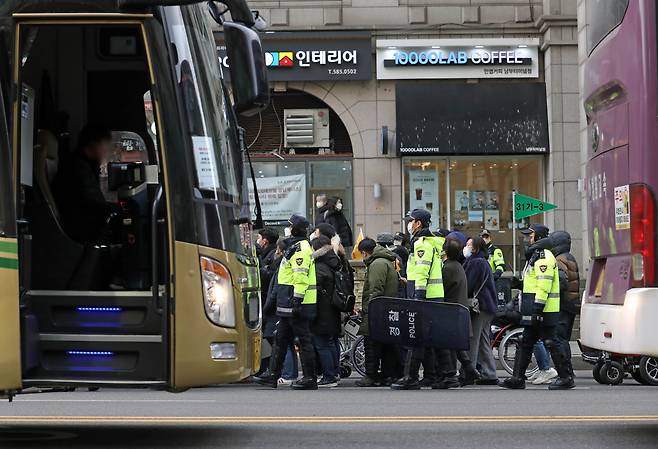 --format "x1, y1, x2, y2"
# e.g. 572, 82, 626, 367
512, 190, 517, 276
